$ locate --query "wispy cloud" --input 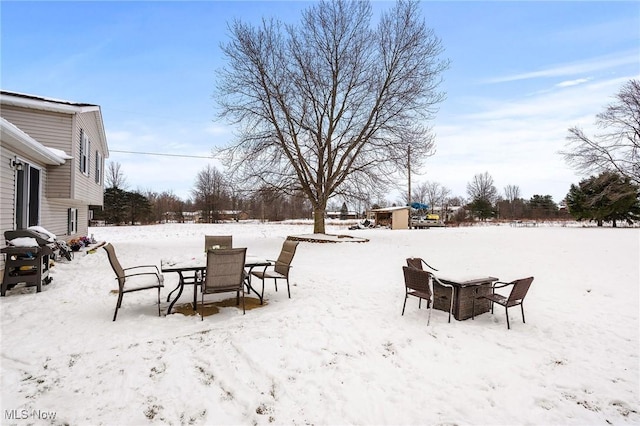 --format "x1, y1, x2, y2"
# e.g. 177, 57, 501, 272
427, 75, 638, 201
485, 50, 638, 84
555, 78, 592, 88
